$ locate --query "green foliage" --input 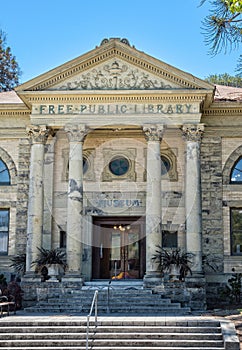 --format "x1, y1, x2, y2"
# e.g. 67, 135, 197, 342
224, 0, 242, 13
152, 246, 193, 279
31, 247, 67, 270
236, 55, 242, 77
201, 0, 242, 54
200, 0, 242, 75
9, 253, 26, 276
0, 273, 7, 289
205, 73, 242, 86
222, 272, 242, 303
0, 30, 21, 92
